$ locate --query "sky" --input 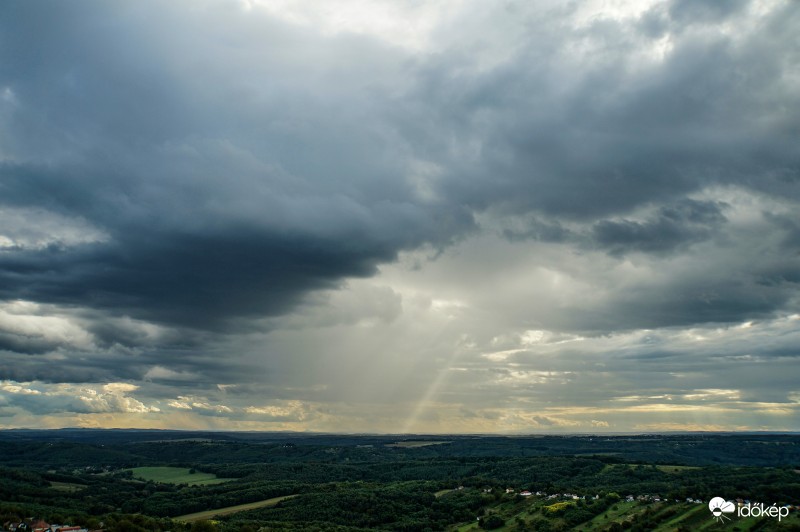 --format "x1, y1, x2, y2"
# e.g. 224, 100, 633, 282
0, 0, 799, 433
